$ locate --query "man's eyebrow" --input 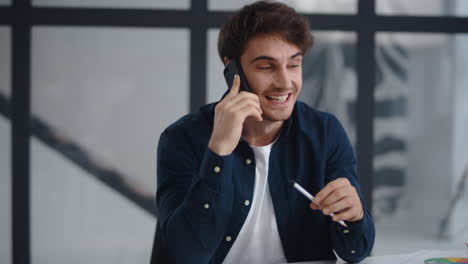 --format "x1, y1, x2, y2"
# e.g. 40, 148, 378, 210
290, 52, 303, 59
249, 52, 303, 64
250, 55, 275, 64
